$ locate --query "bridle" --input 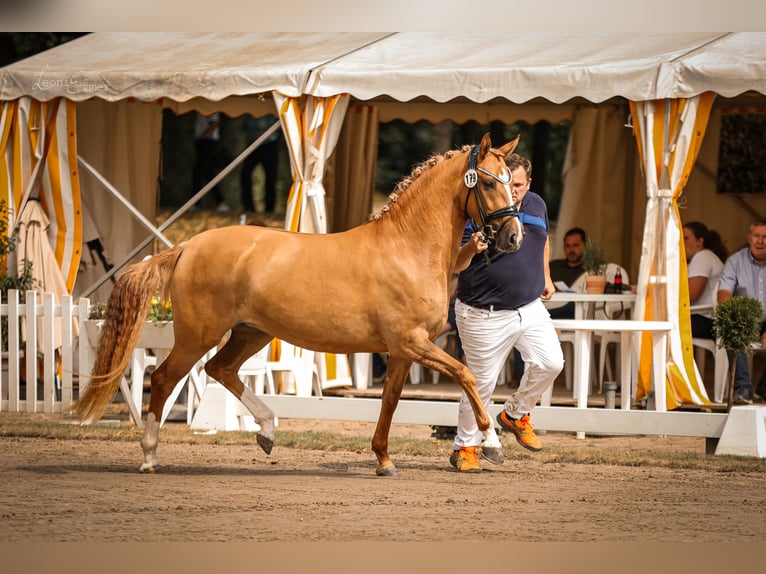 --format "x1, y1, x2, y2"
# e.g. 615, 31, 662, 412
462, 144, 524, 252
